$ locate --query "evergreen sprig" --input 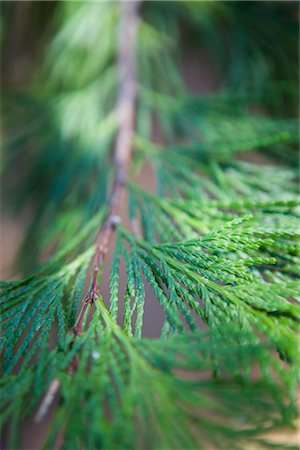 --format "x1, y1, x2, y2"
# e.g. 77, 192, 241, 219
1, 1, 299, 449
